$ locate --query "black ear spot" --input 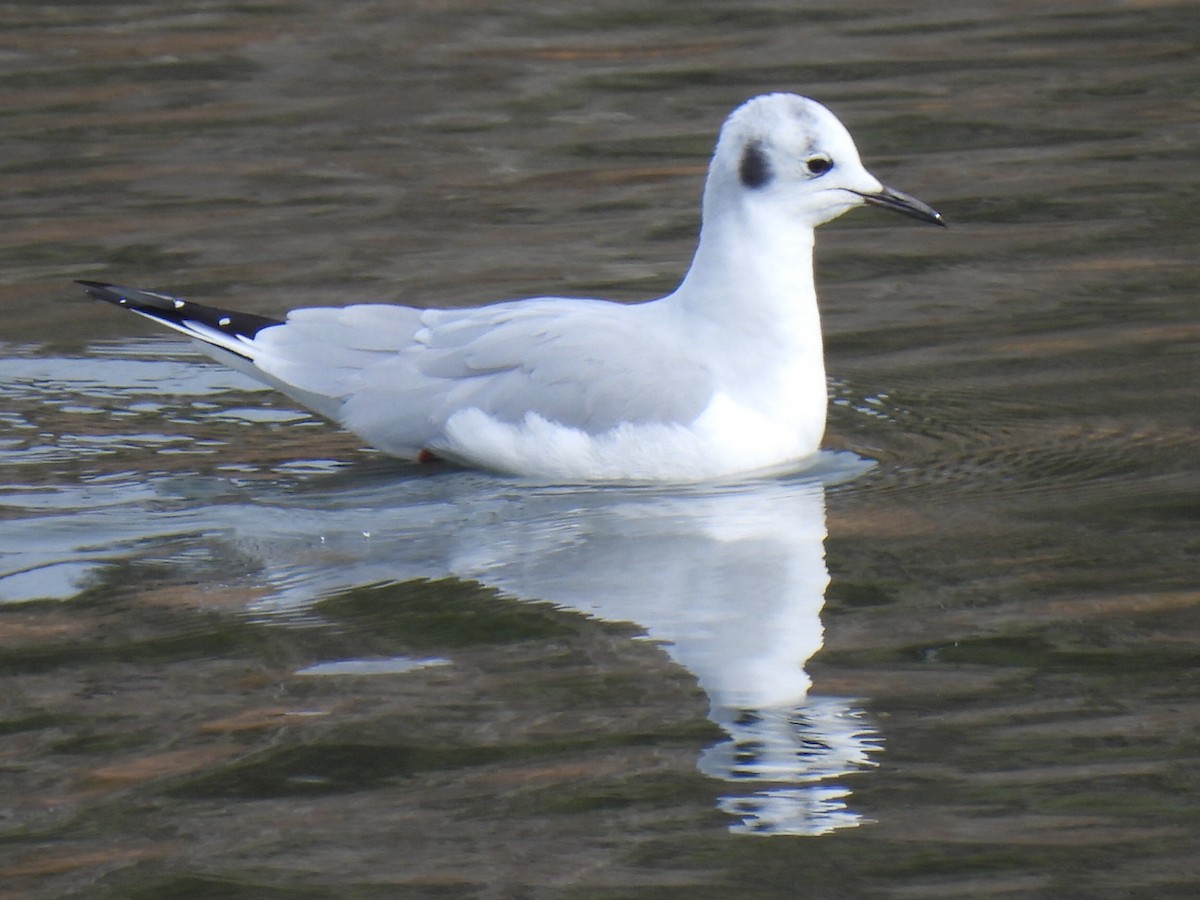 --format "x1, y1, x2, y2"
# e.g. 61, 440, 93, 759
739, 142, 772, 189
